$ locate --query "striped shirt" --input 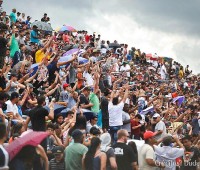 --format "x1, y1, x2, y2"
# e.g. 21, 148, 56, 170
49, 158, 65, 170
